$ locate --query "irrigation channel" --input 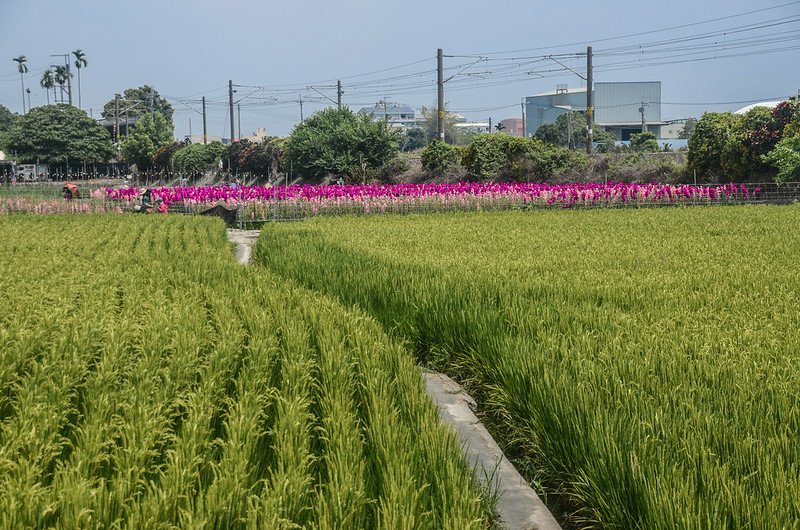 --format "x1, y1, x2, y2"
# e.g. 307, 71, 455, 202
226, 229, 562, 530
